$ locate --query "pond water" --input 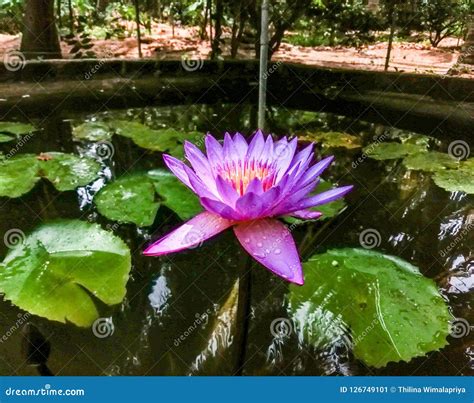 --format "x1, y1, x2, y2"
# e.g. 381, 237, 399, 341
0, 103, 472, 376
